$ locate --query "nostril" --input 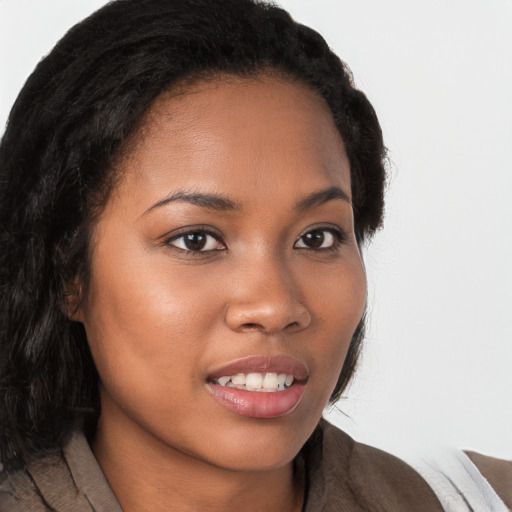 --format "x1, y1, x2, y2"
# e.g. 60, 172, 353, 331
239, 322, 263, 331
240, 320, 301, 333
